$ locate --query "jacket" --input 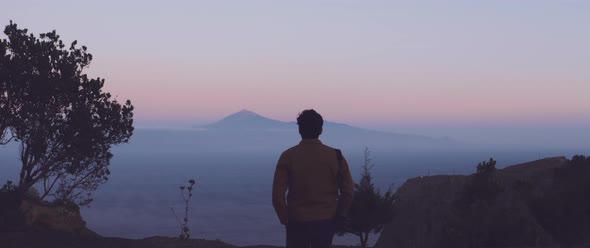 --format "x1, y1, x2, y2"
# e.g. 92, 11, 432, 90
272, 139, 354, 224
